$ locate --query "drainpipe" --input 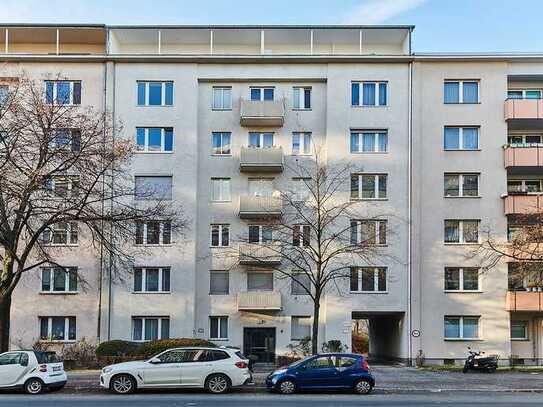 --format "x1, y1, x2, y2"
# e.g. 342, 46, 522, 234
407, 59, 414, 366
